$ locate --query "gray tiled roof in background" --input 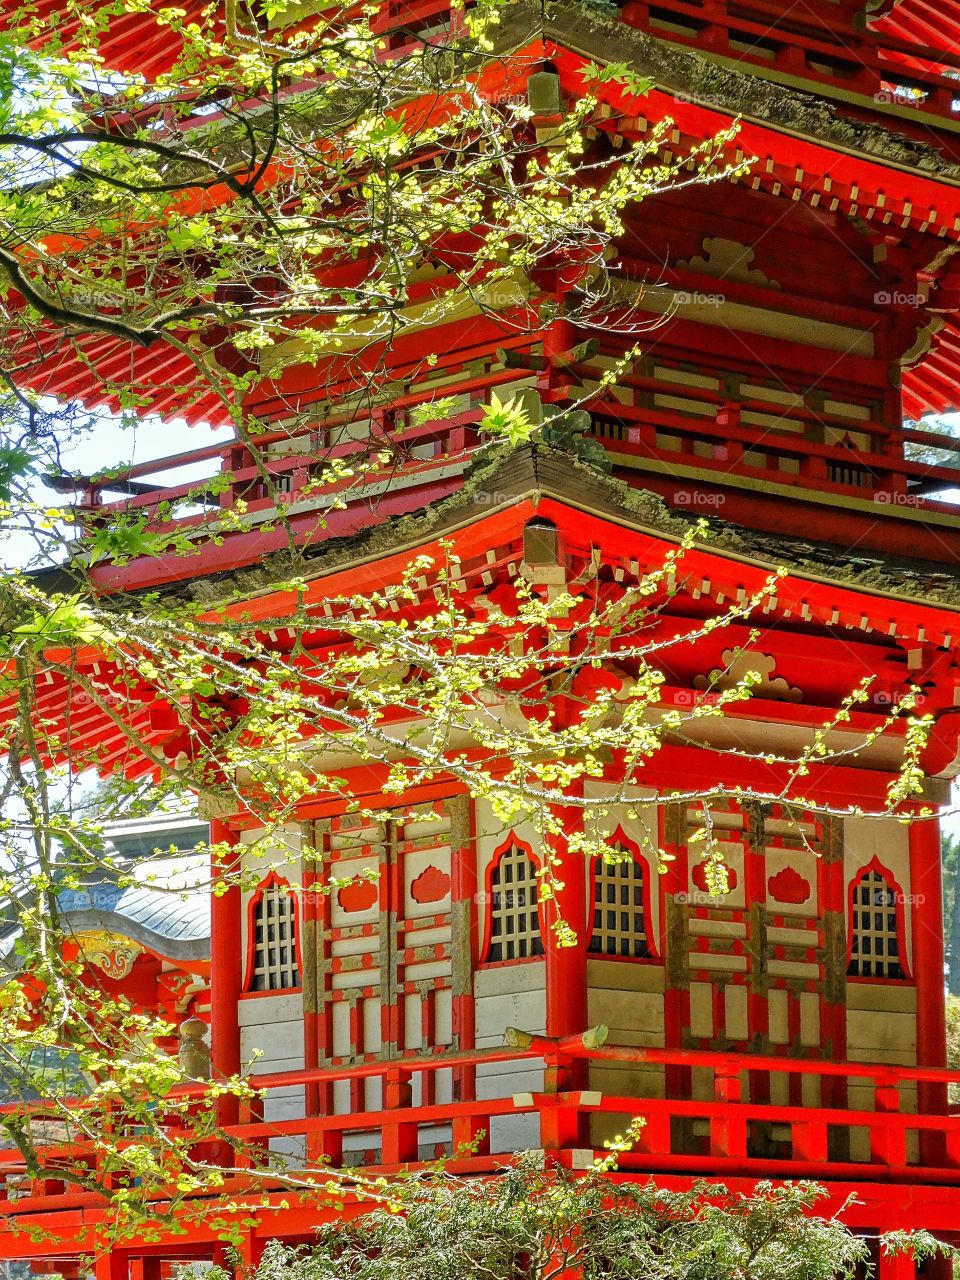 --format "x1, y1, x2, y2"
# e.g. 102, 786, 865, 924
55, 814, 211, 962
